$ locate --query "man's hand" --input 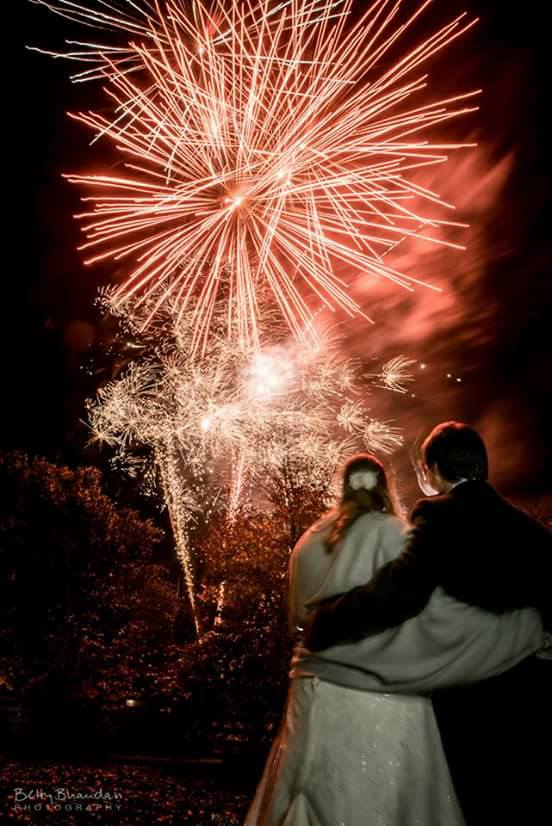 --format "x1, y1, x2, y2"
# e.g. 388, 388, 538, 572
303, 599, 342, 651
